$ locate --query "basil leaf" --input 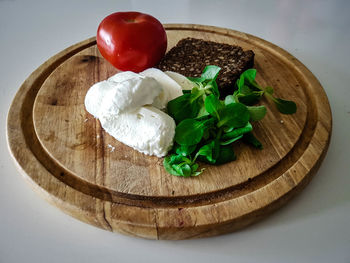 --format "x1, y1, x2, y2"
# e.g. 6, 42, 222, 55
201, 65, 221, 80
175, 119, 204, 146
247, 105, 267, 121
242, 132, 263, 149
217, 103, 250, 129
167, 93, 200, 123
204, 94, 223, 119
273, 98, 297, 114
